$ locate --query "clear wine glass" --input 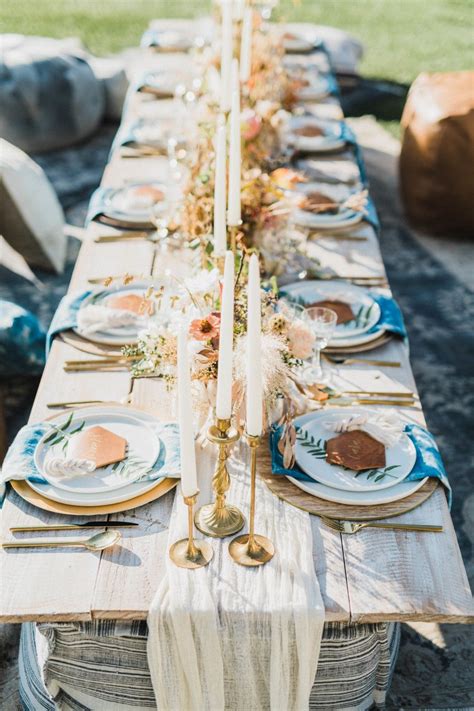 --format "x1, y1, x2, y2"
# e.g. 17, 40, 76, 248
305, 306, 338, 383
